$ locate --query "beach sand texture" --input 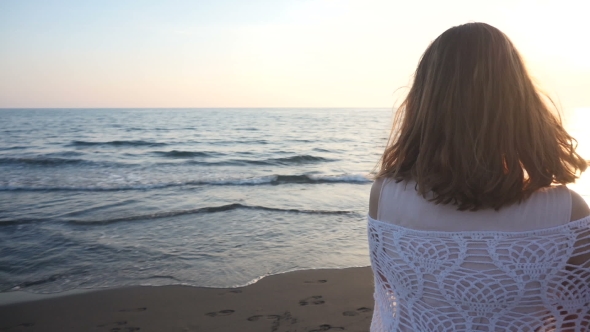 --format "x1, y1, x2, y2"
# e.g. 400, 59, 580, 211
0, 267, 374, 332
